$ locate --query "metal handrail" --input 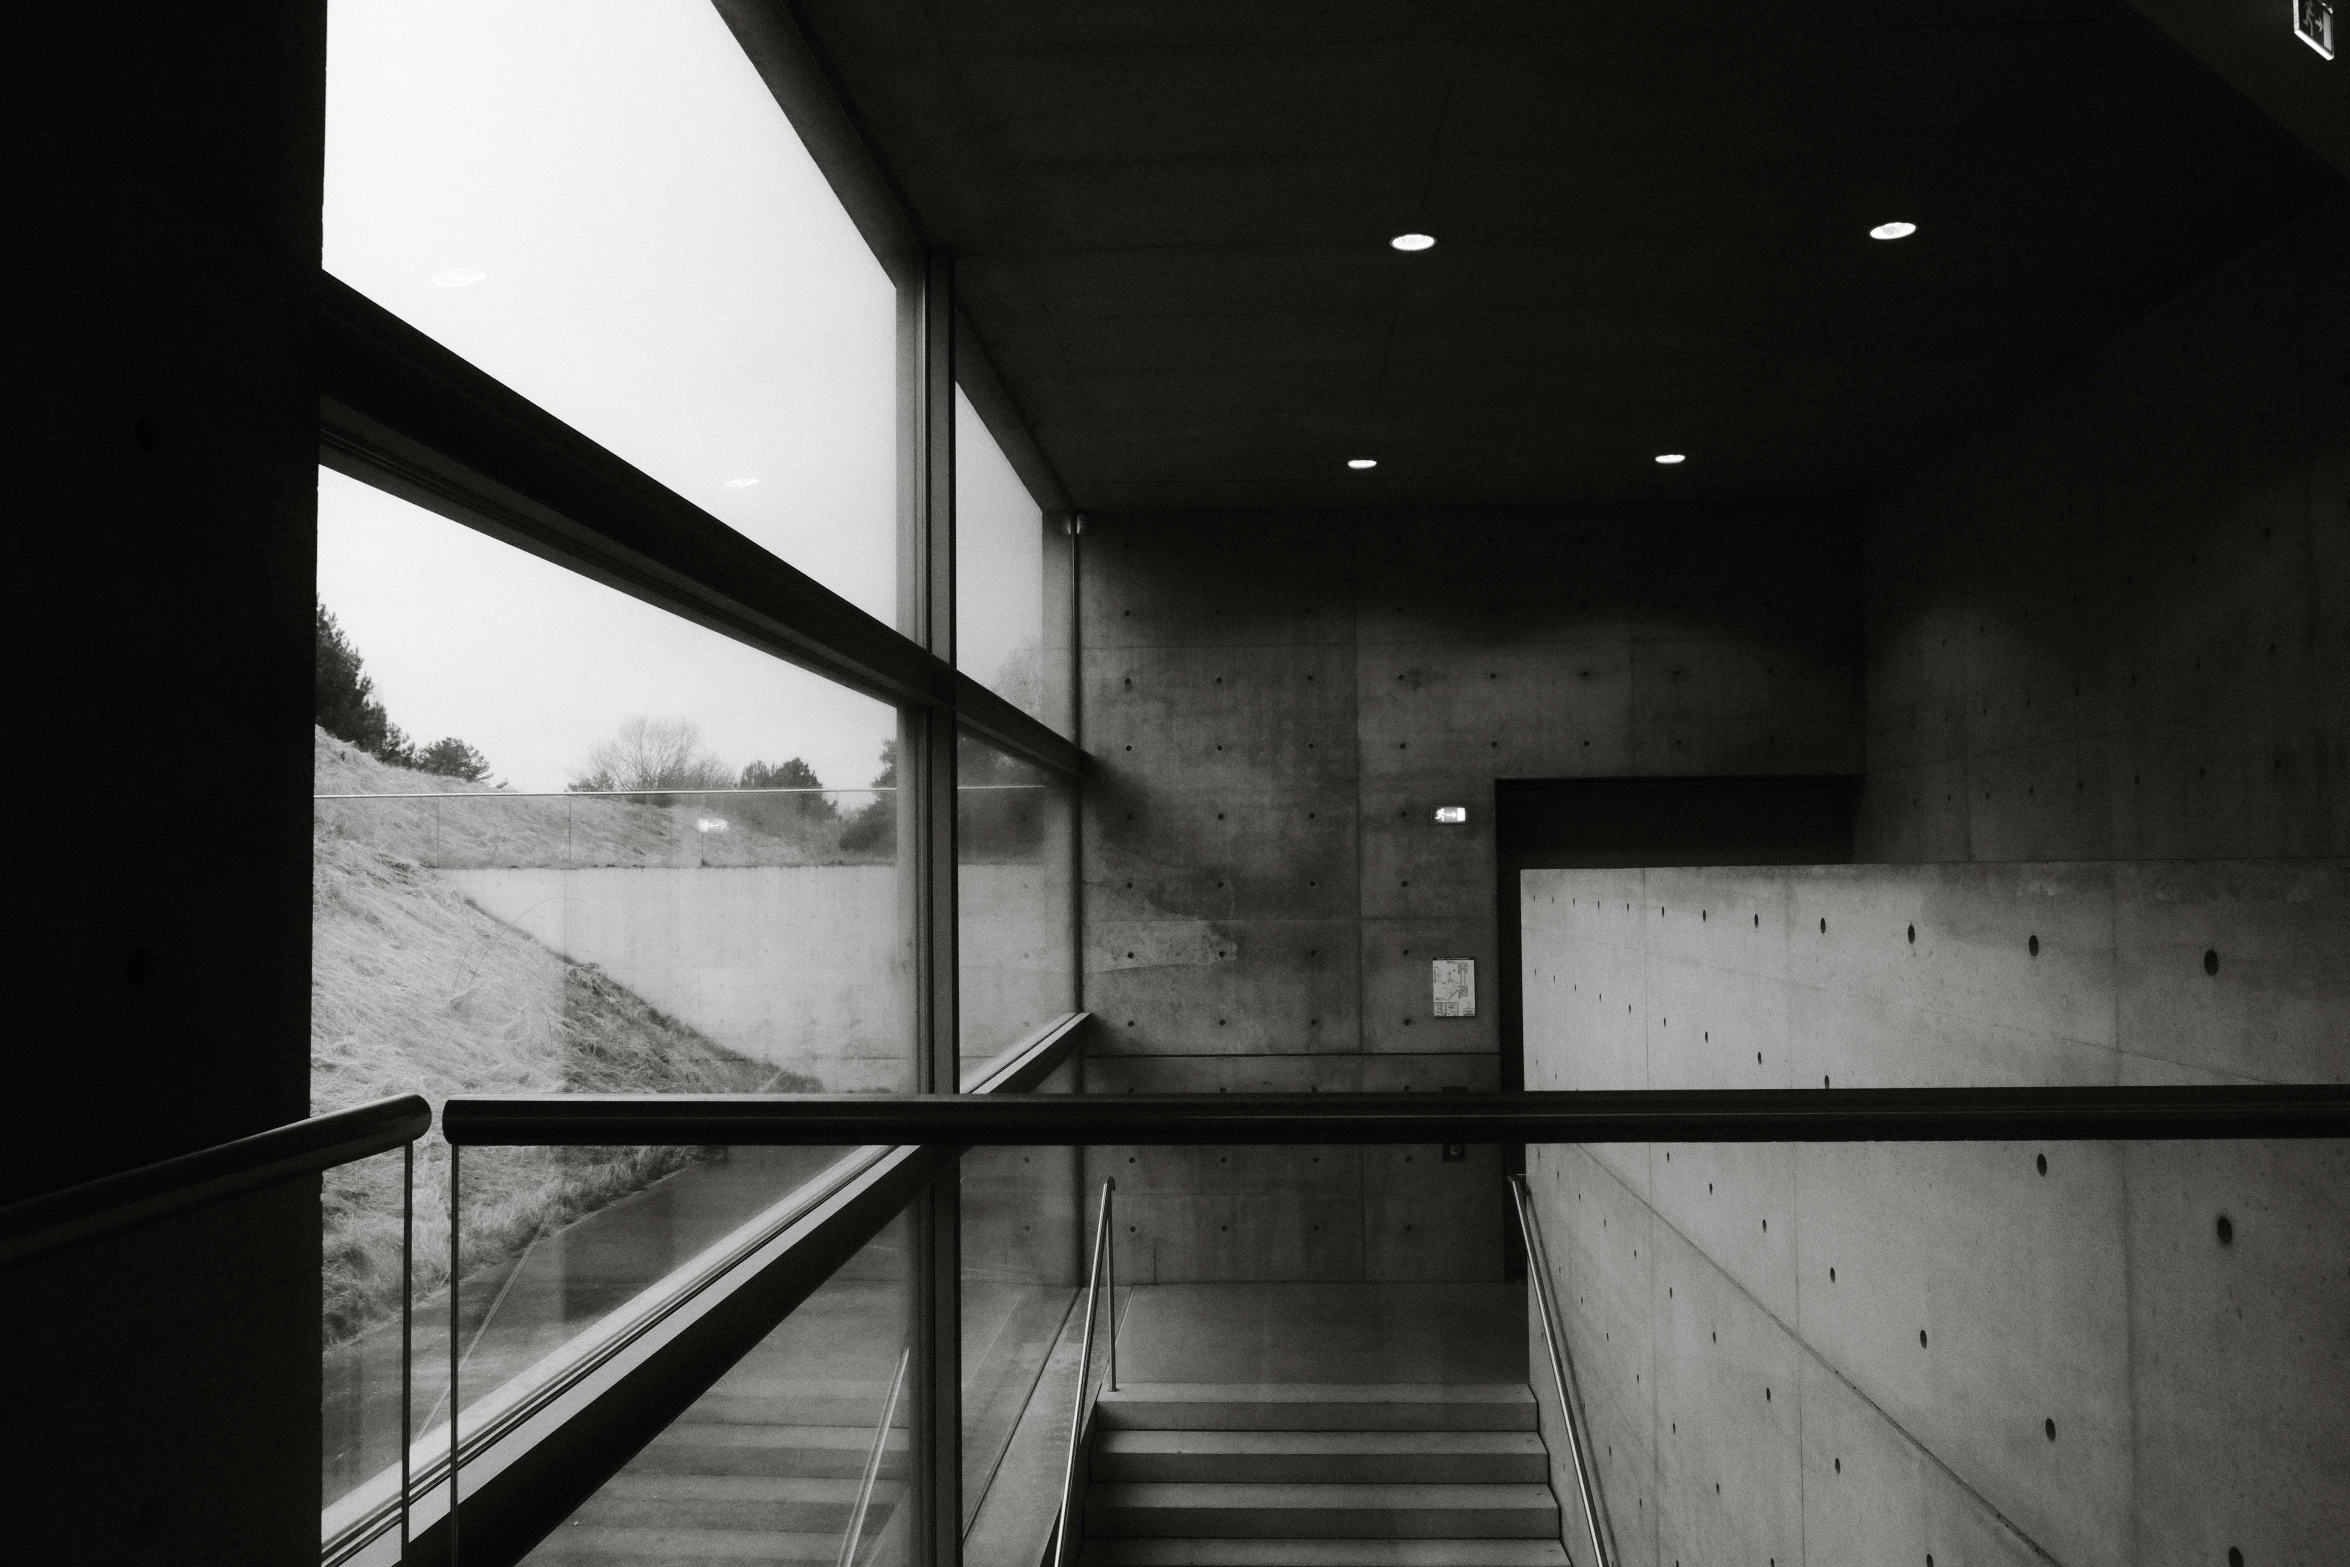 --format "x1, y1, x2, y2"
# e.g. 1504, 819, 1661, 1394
1052, 1178, 1116, 1567
442, 1083, 2350, 1148
1510, 1175, 1614, 1567
421, 1022, 1084, 1567
961, 1012, 1092, 1096
837, 1346, 911, 1567
0, 1095, 434, 1564
0, 1092, 432, 1268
